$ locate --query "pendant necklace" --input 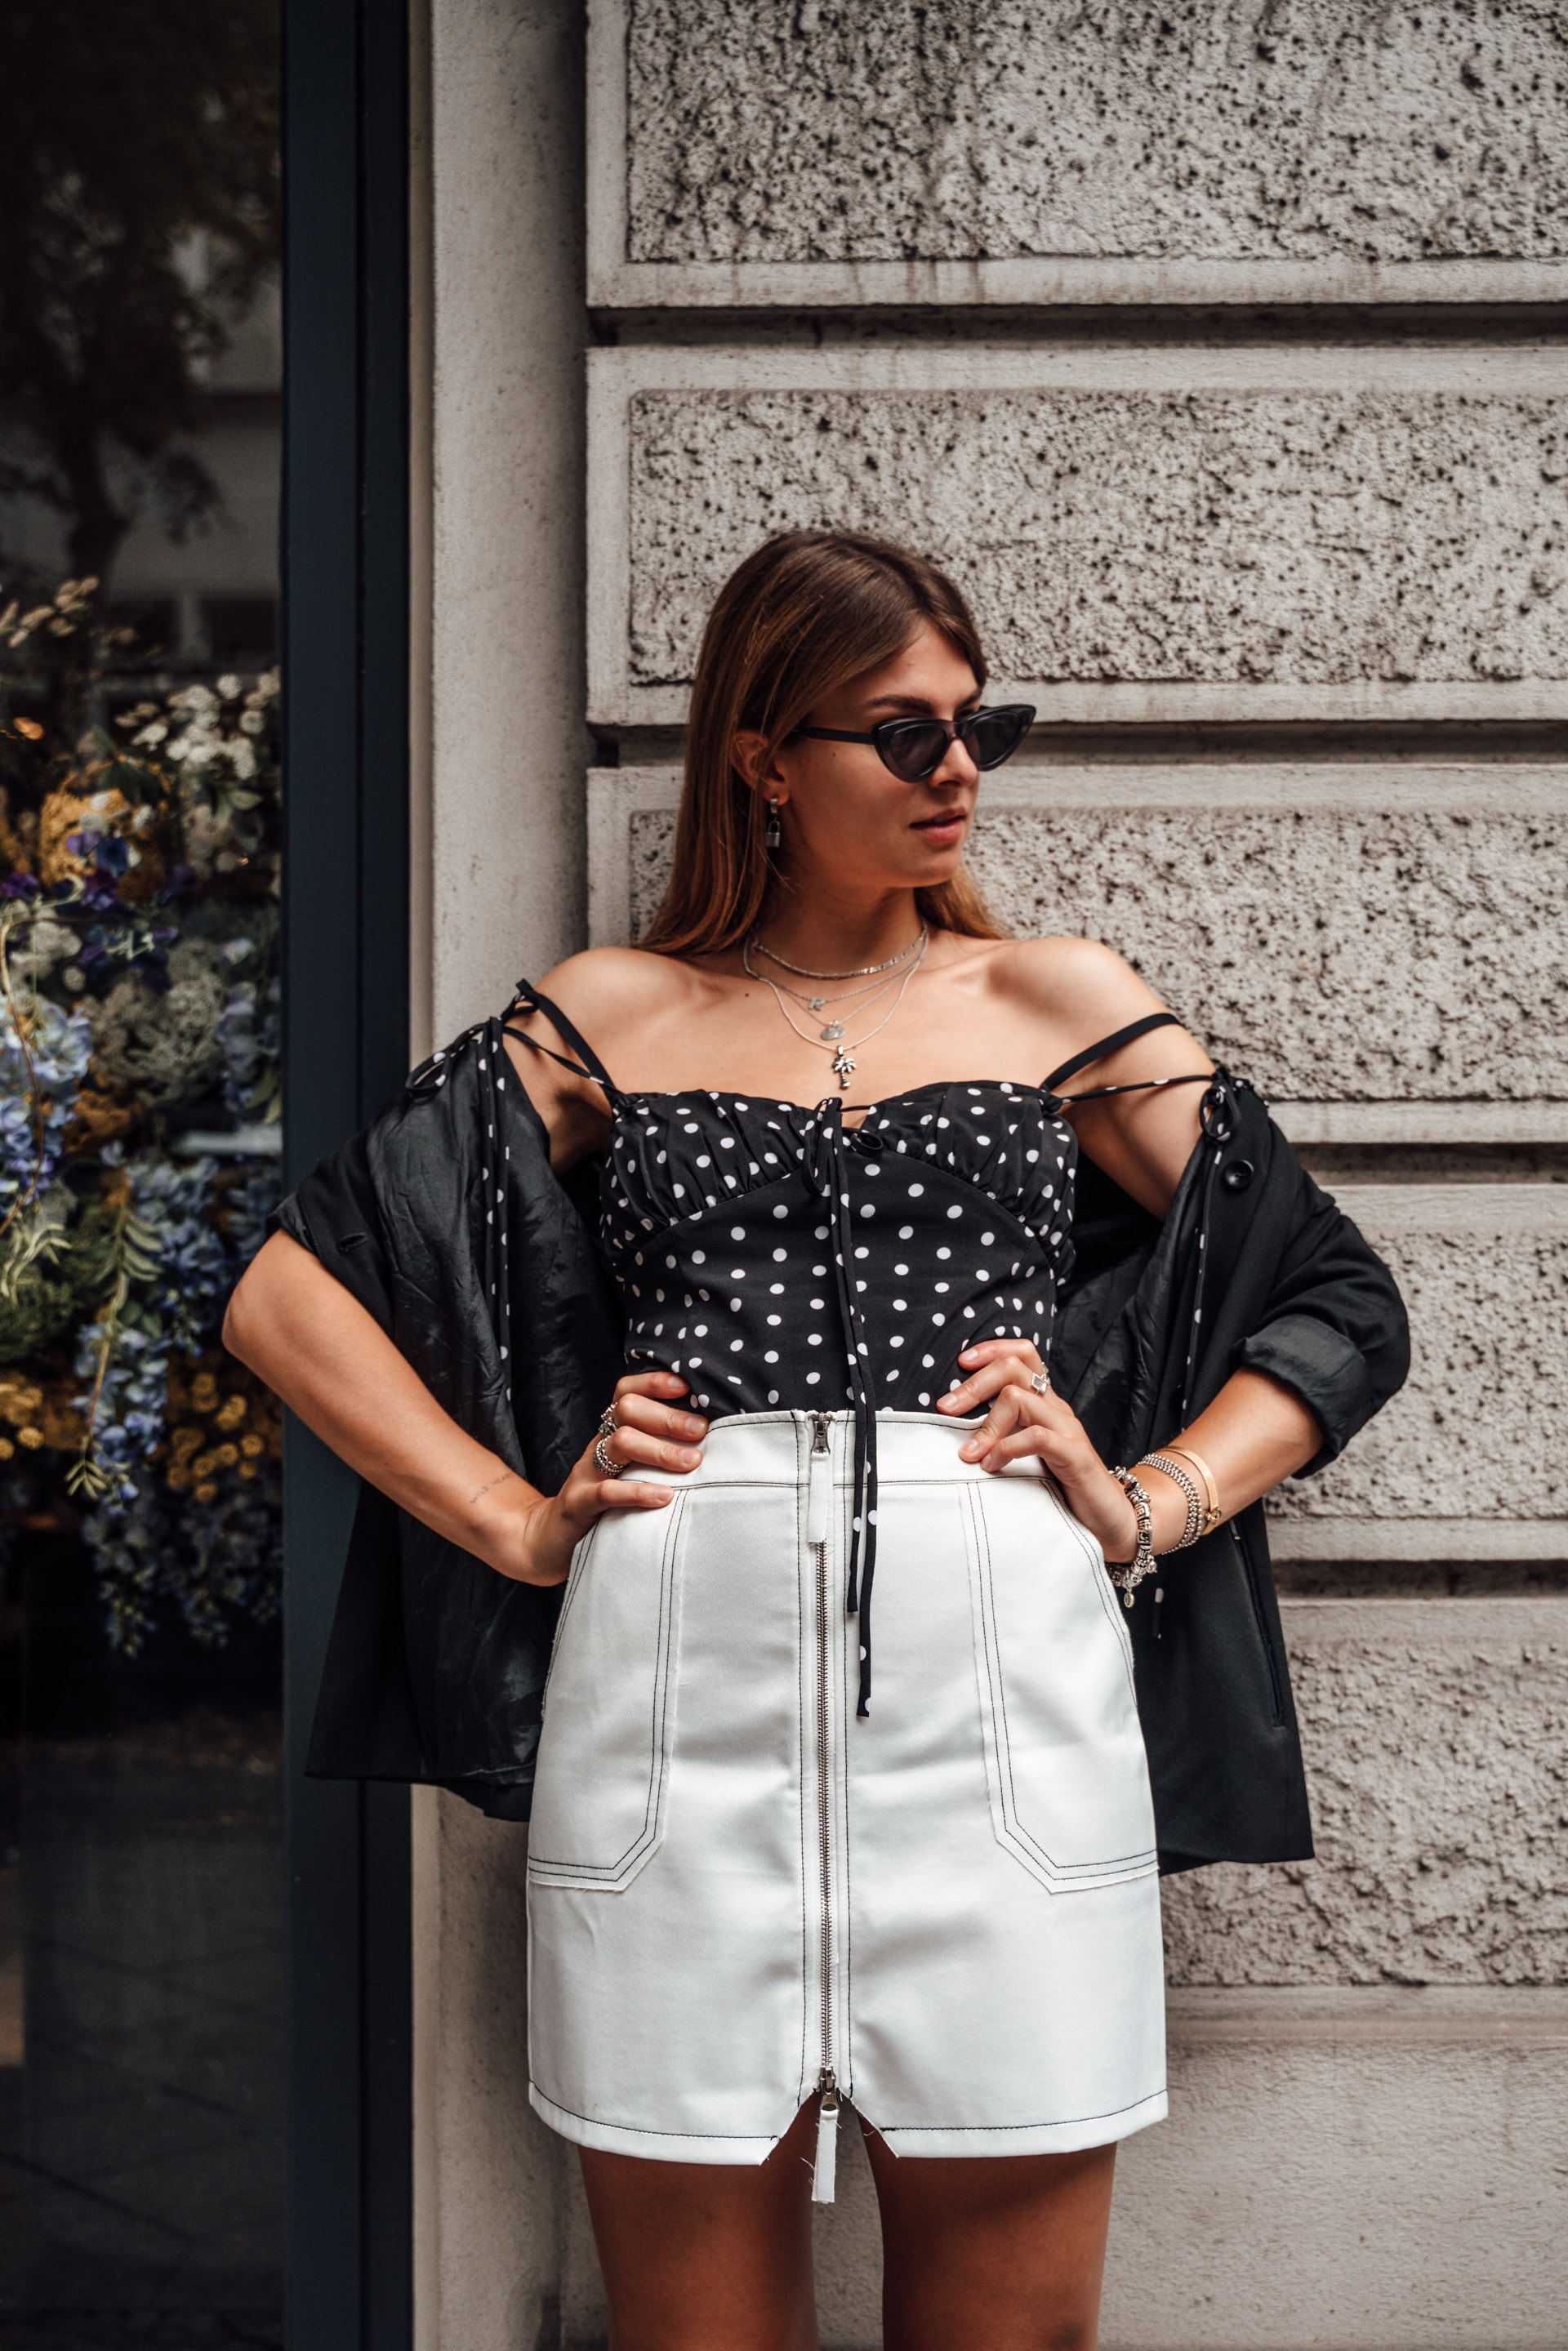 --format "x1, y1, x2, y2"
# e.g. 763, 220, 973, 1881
751, 930, 924, 982
743, 930, 929, 1089
750, 959, 907, 1041
748, 928, 926, 1042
